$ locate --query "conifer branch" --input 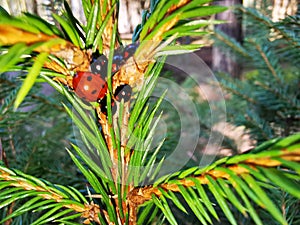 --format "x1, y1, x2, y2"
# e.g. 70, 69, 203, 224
0, 165, 108, 224
249, 39, 281, 83
128, 143, 300, 206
